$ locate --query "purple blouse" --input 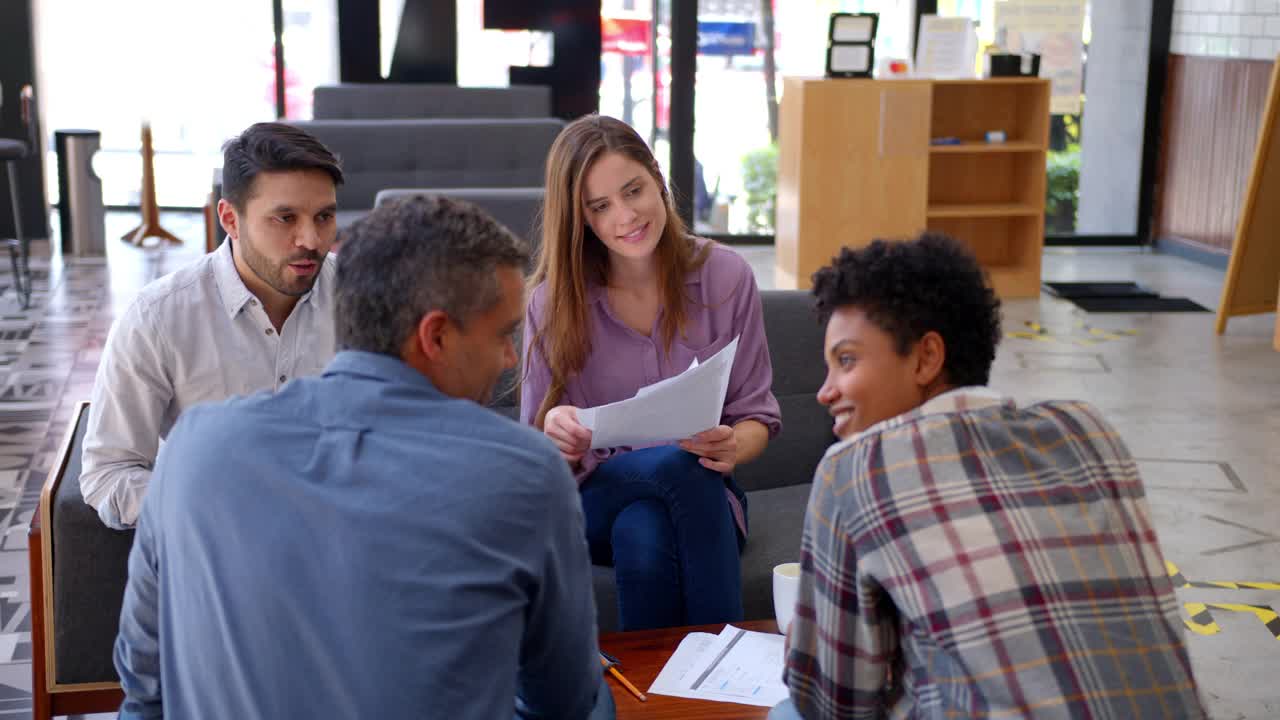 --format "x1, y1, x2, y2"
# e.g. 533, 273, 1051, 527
520, 239, 782, 536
